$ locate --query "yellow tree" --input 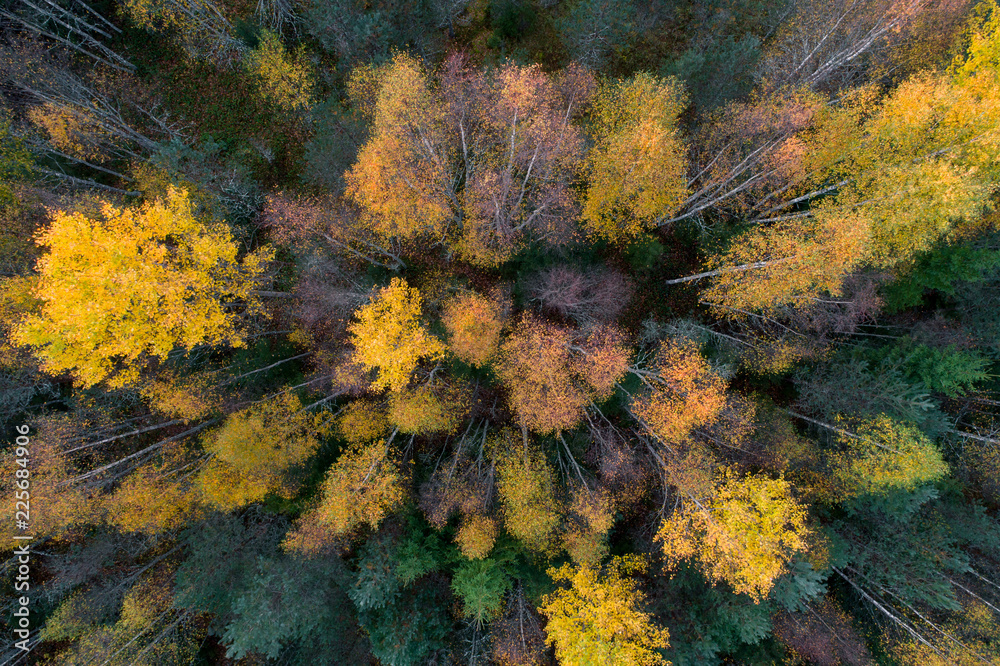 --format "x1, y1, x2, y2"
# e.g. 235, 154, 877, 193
495, 436, 562, 553
15, 187, 271, 388
388, 381, 471, 435
456, 514, 500, 560
582, 73, 688, 243
344, 54, 454, 242
540, 556, 670, 666
120, 0, 242, 62
347, 277, 446, 392
0, 420, 97, 542
245, 30, 315, 113
828, 414, 949, 498
563, 486, 616, 566
657, 469, 811, 600
683, 33, 1000, 315
695, 212, 871, 315
196, 393, 327, 510
890, 600, 1000, 665
314, 439, 406, 535
104, 444, 201, 534
336, 398, 390, 444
